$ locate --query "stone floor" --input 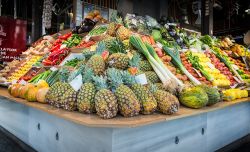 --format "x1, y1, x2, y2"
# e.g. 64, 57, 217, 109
0, 127, 36, 152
